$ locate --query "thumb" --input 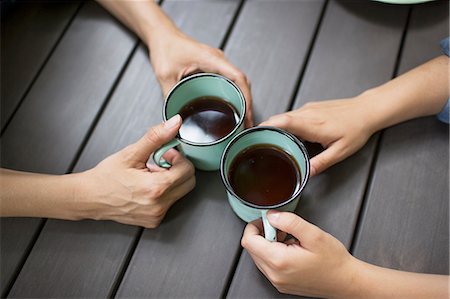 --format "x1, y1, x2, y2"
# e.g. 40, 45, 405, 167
309, 140, 345, 176
130, 114, 182, 161
266, 211, 323, 250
